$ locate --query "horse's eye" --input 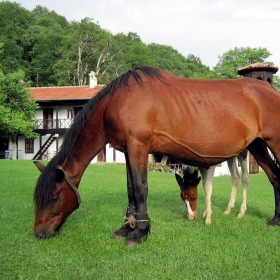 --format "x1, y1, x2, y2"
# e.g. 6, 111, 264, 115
50, 197, 59, 203
192, 197, 197, 201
